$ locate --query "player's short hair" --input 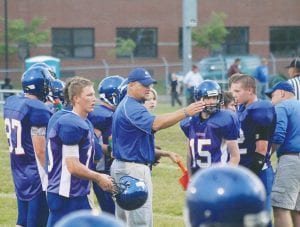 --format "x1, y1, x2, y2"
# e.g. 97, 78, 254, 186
67, 77, 94, 105
229, 74, 256, 93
